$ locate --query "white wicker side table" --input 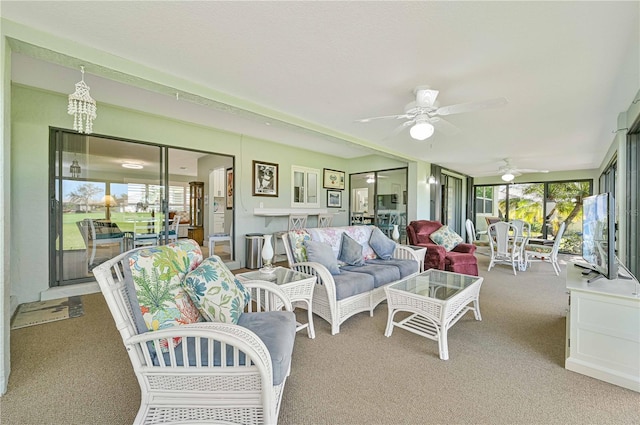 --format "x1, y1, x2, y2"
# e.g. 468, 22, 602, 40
236, 266, 317, 339
384, 269, 483, 360
404, 245, 427, 272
